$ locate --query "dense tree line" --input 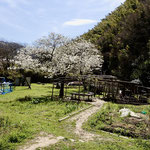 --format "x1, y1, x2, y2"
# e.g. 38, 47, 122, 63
82, 0, 150, 86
